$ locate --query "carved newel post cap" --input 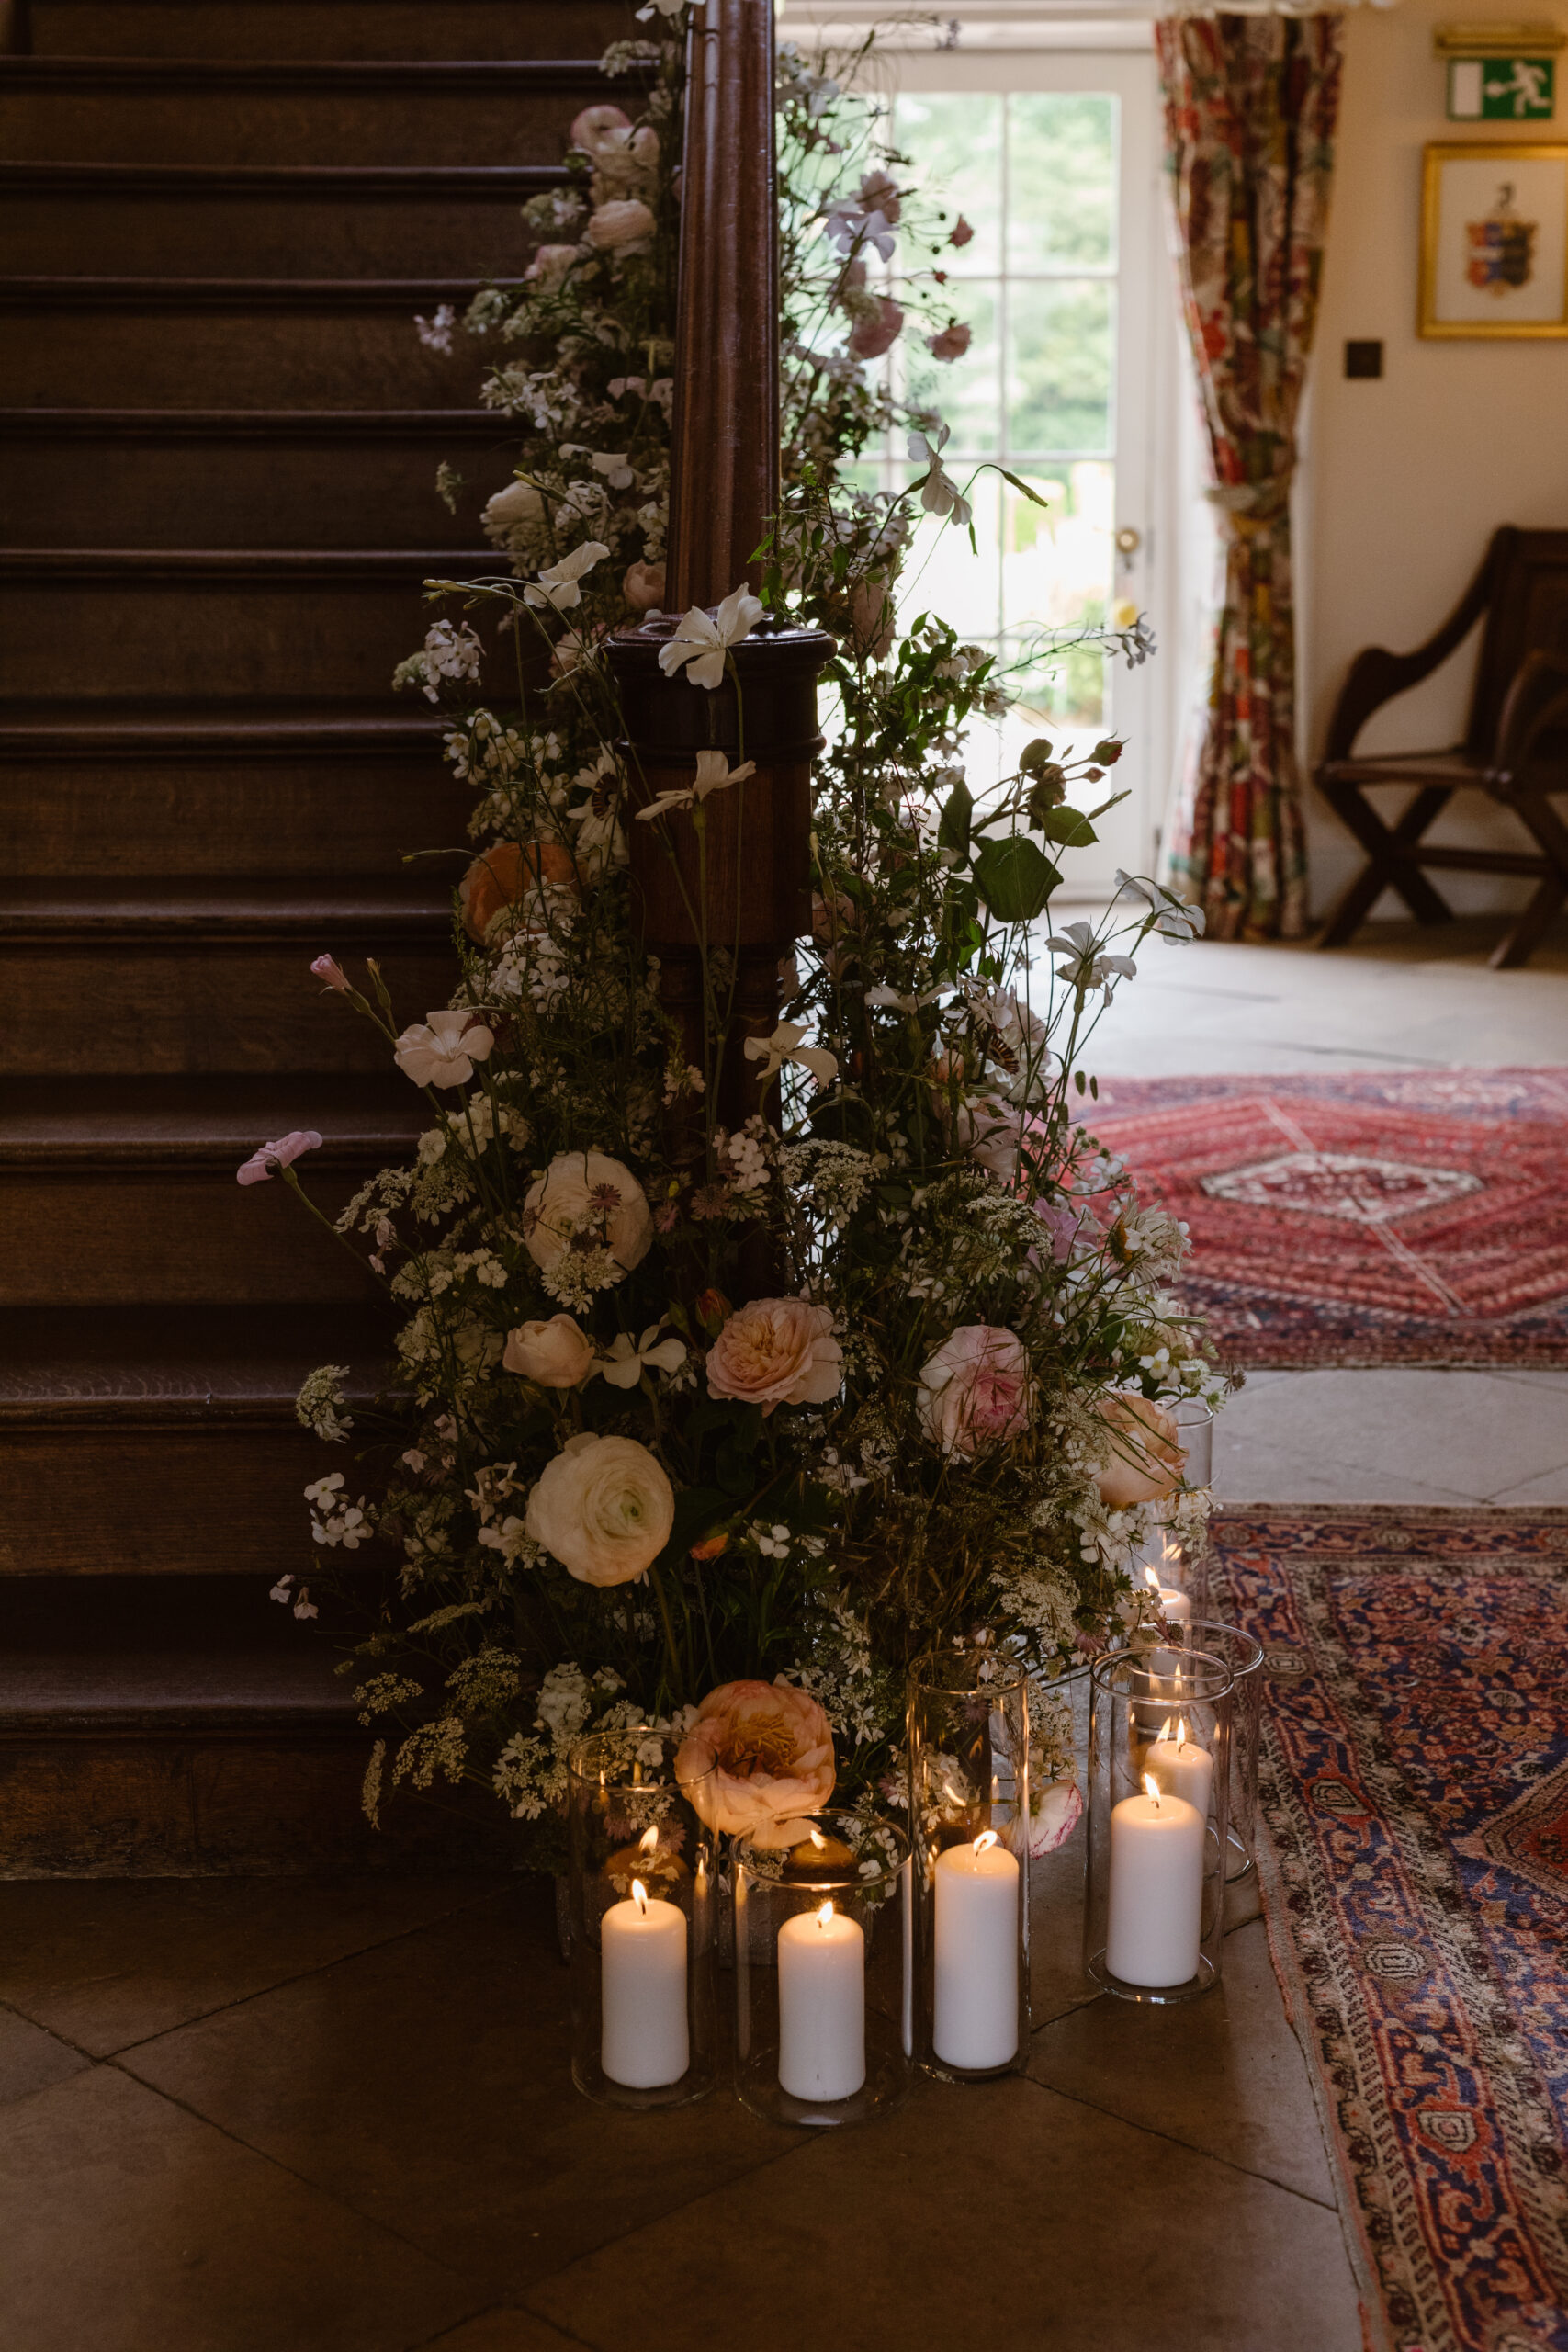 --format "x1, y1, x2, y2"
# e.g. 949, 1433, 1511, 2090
607, 611, 837, 765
